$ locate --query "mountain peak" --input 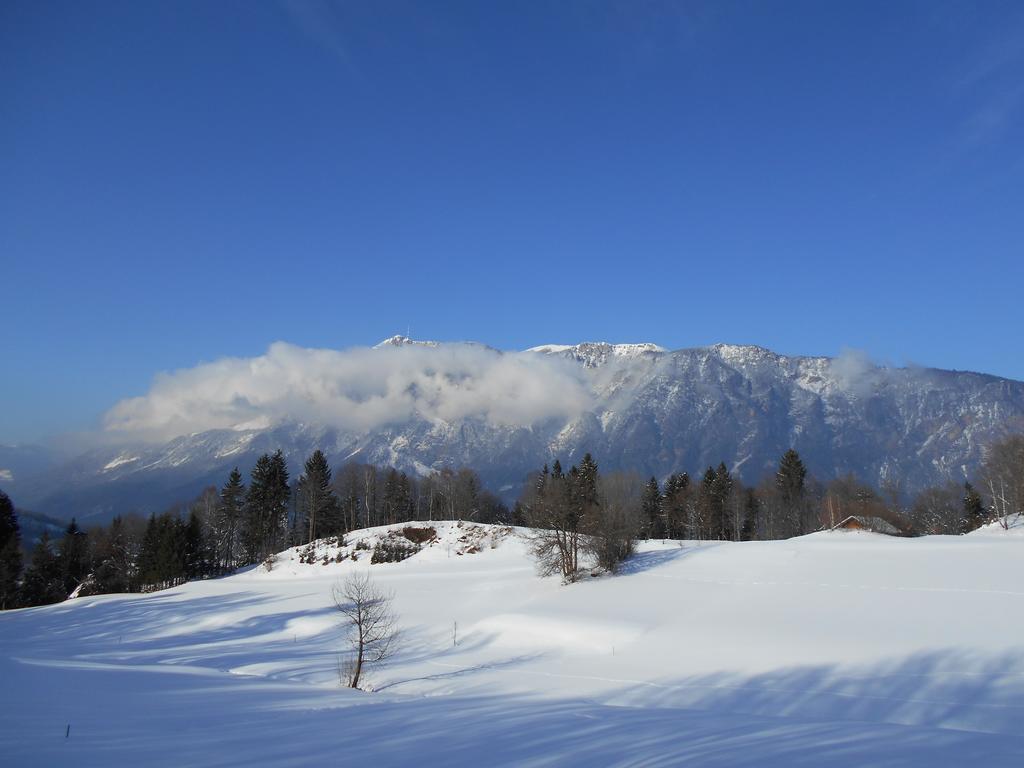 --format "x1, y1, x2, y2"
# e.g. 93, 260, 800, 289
373, 335, 440, 349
